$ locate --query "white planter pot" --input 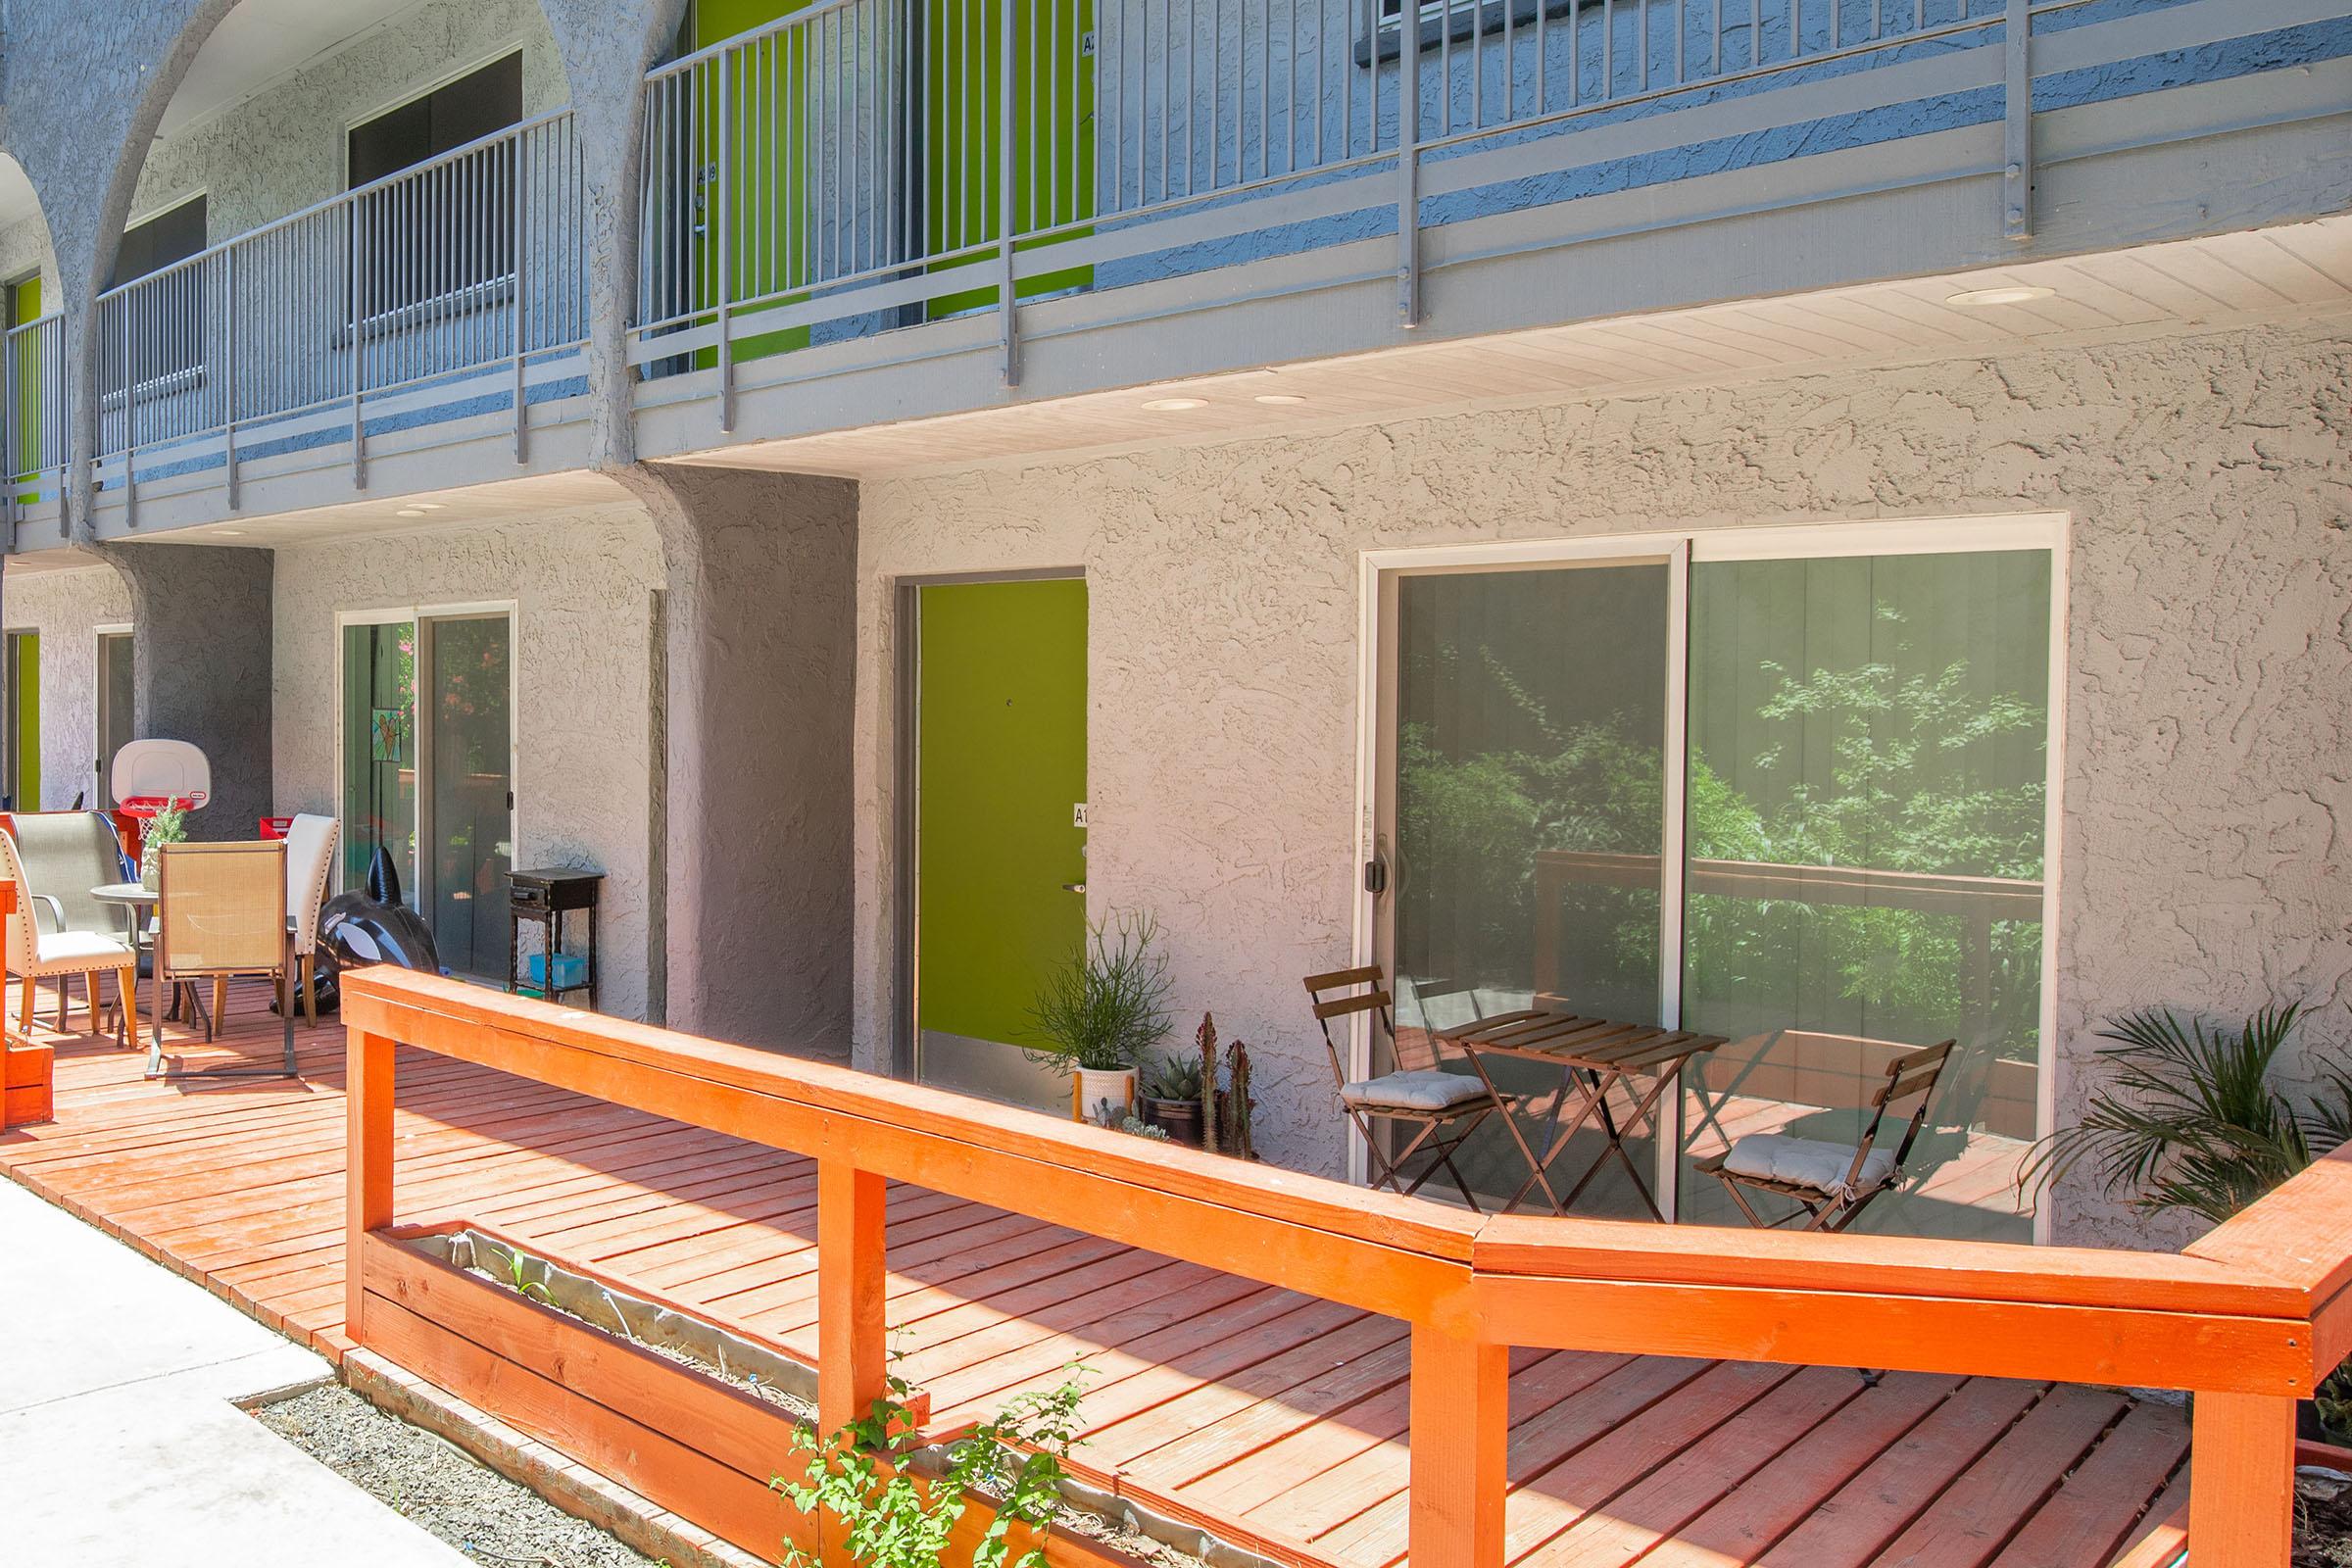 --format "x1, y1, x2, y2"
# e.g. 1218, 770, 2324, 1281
1073, 1066, 1138, 1125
